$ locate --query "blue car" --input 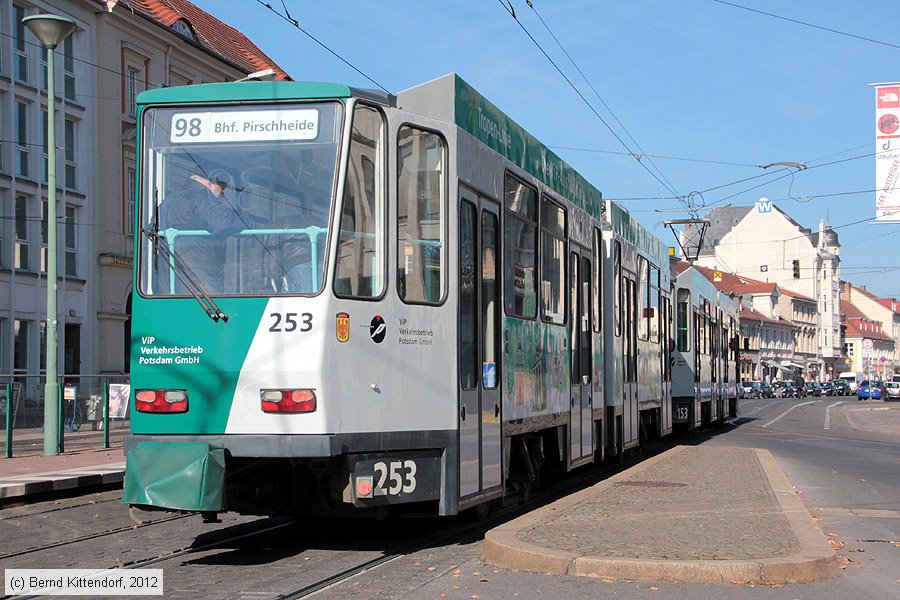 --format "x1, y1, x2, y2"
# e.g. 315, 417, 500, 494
857, 380, 885, 400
